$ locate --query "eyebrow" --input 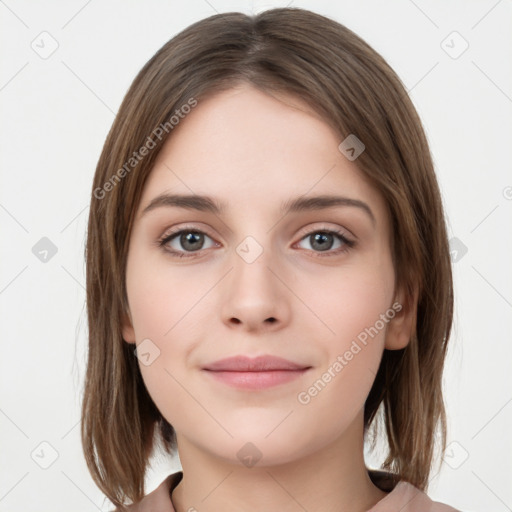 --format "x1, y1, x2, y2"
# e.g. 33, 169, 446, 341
140, 193, 375, 225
